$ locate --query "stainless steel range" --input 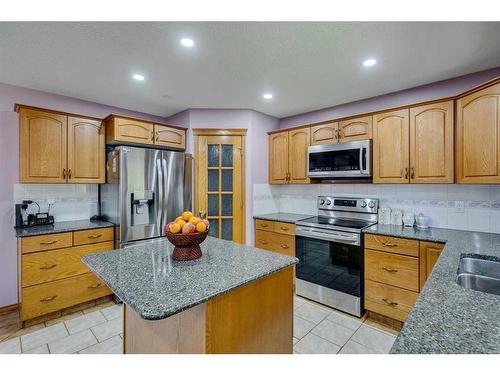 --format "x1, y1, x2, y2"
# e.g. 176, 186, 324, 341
295, 196, 378, 317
